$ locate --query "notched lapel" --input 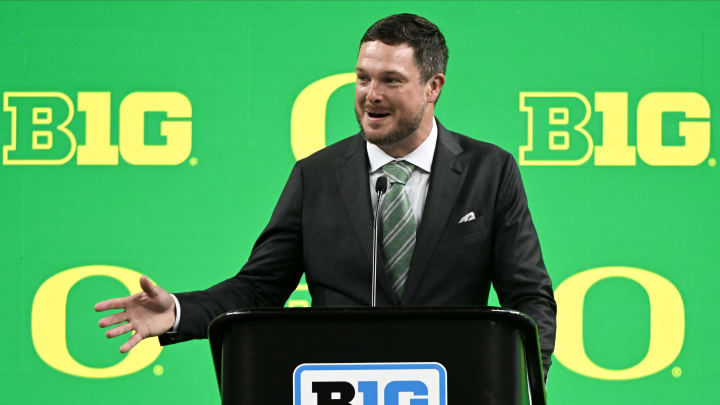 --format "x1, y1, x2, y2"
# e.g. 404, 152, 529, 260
402, 126, 467, 304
